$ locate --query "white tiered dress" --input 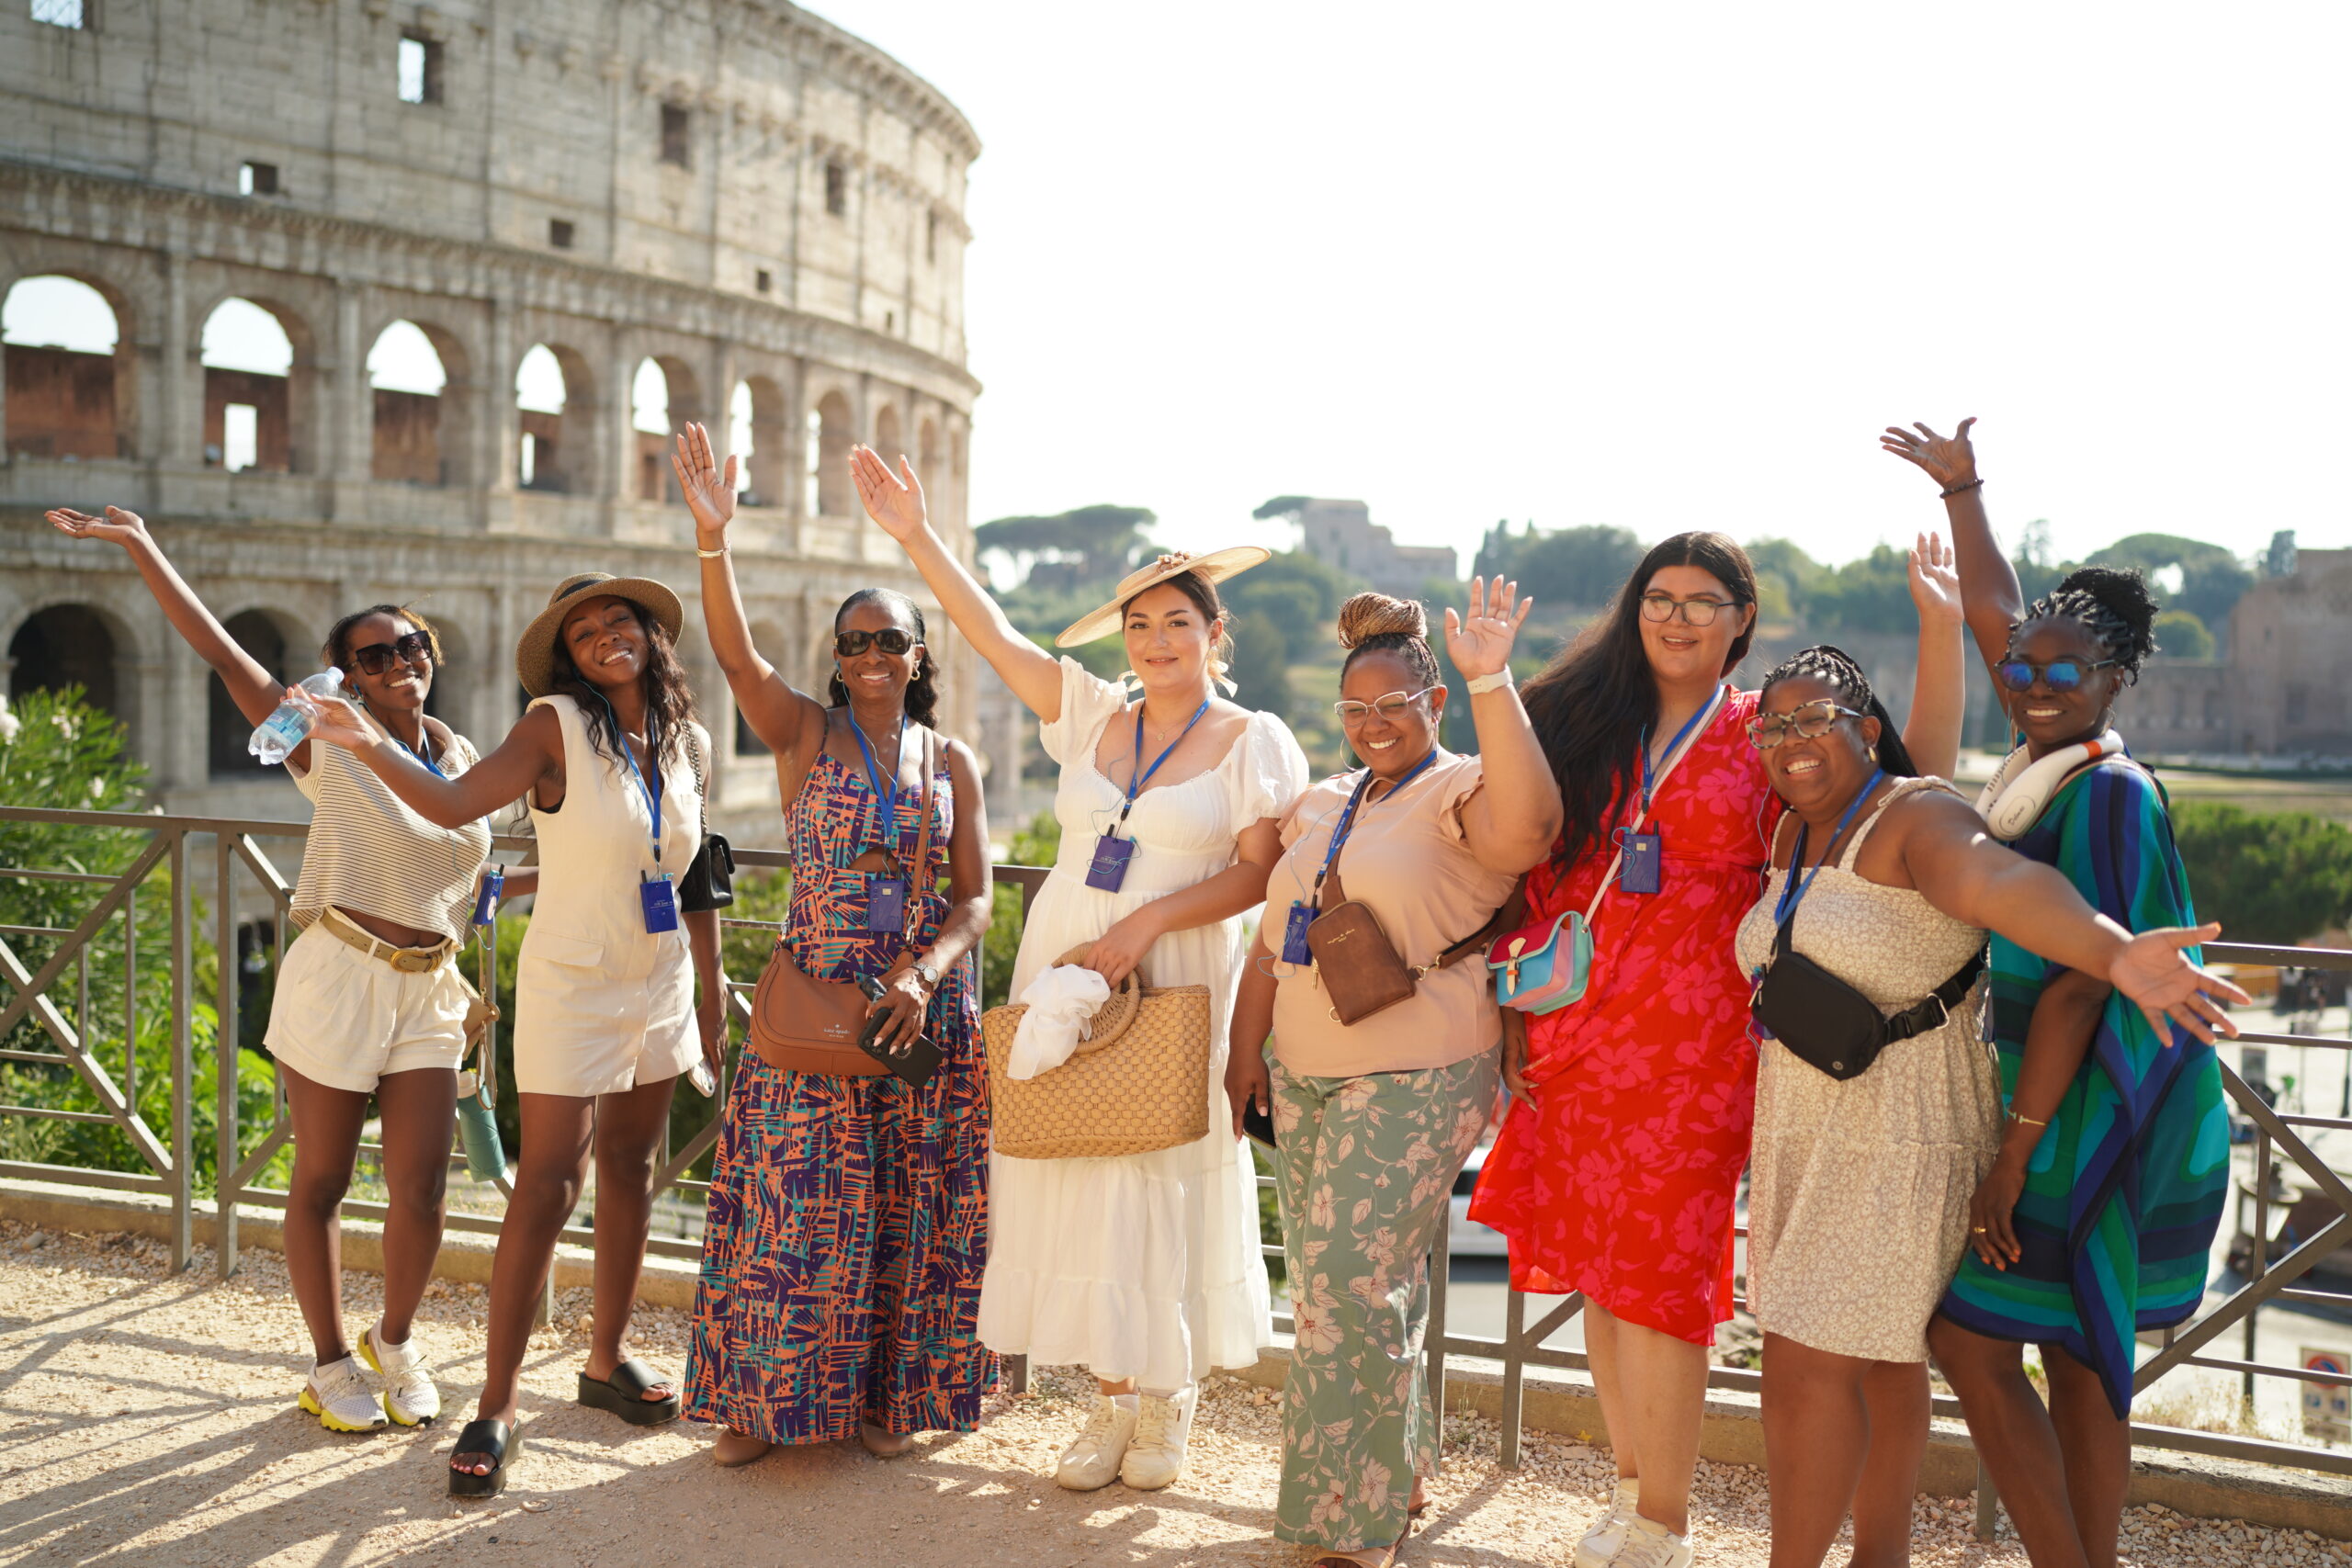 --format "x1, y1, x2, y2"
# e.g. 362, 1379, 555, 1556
977, 659, 1310, 1393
